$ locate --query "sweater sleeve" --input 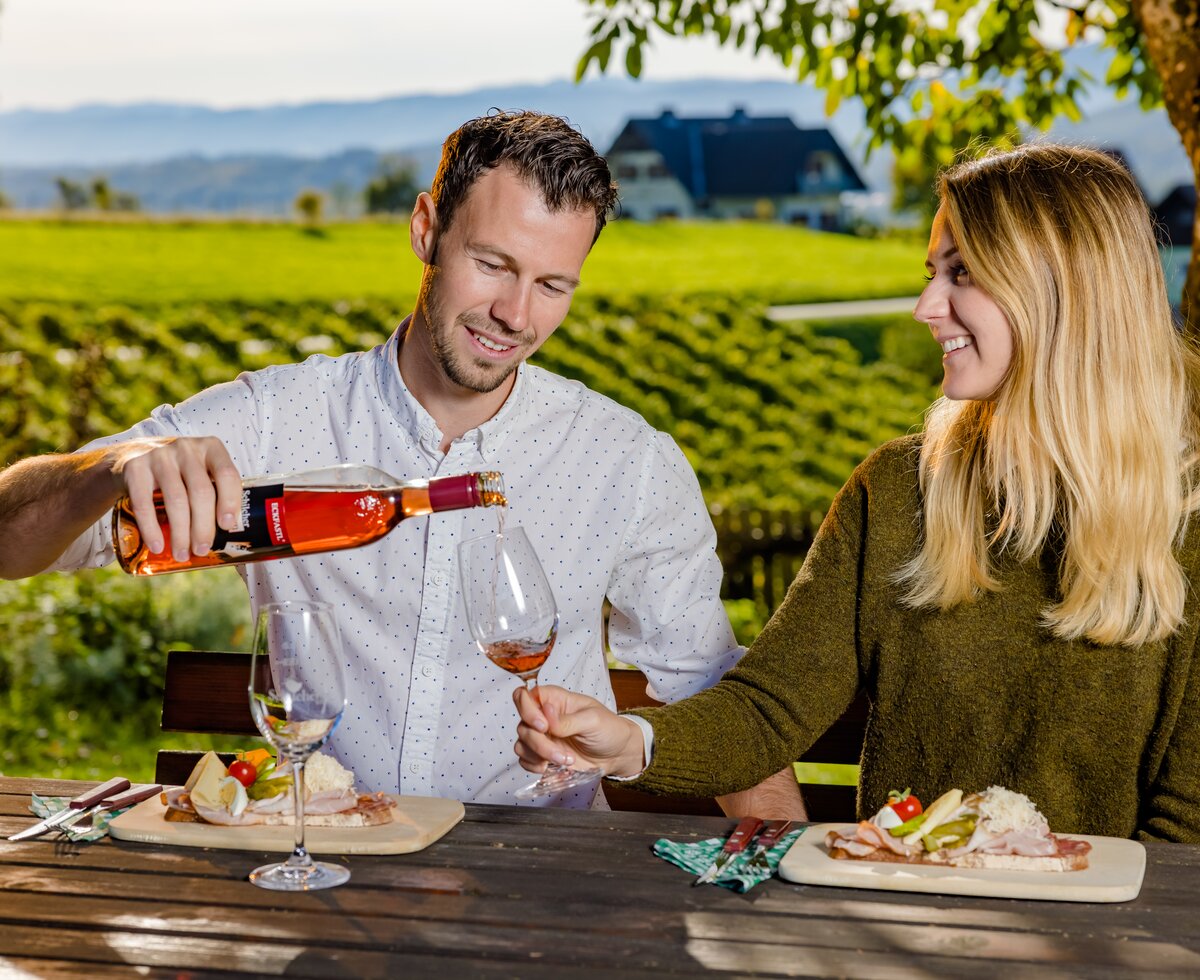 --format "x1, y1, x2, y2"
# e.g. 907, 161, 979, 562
617, 462, 871, 799
1137, 631, 1200, 843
